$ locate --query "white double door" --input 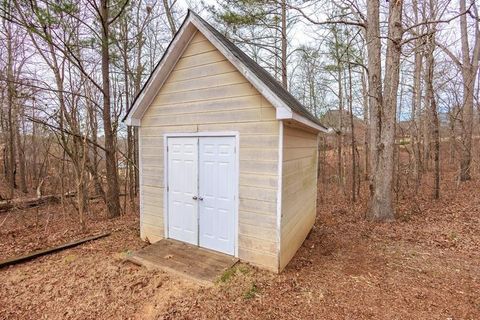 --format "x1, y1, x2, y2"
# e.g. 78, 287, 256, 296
167, 136, 236, 255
